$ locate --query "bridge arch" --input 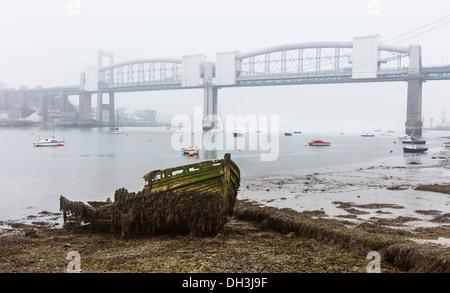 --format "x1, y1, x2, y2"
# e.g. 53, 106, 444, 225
98, 58, 182, 91
235, 42, 410, 85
